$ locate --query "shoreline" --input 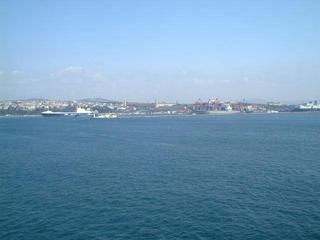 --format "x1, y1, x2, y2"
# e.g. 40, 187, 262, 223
1, 111, 319, 119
